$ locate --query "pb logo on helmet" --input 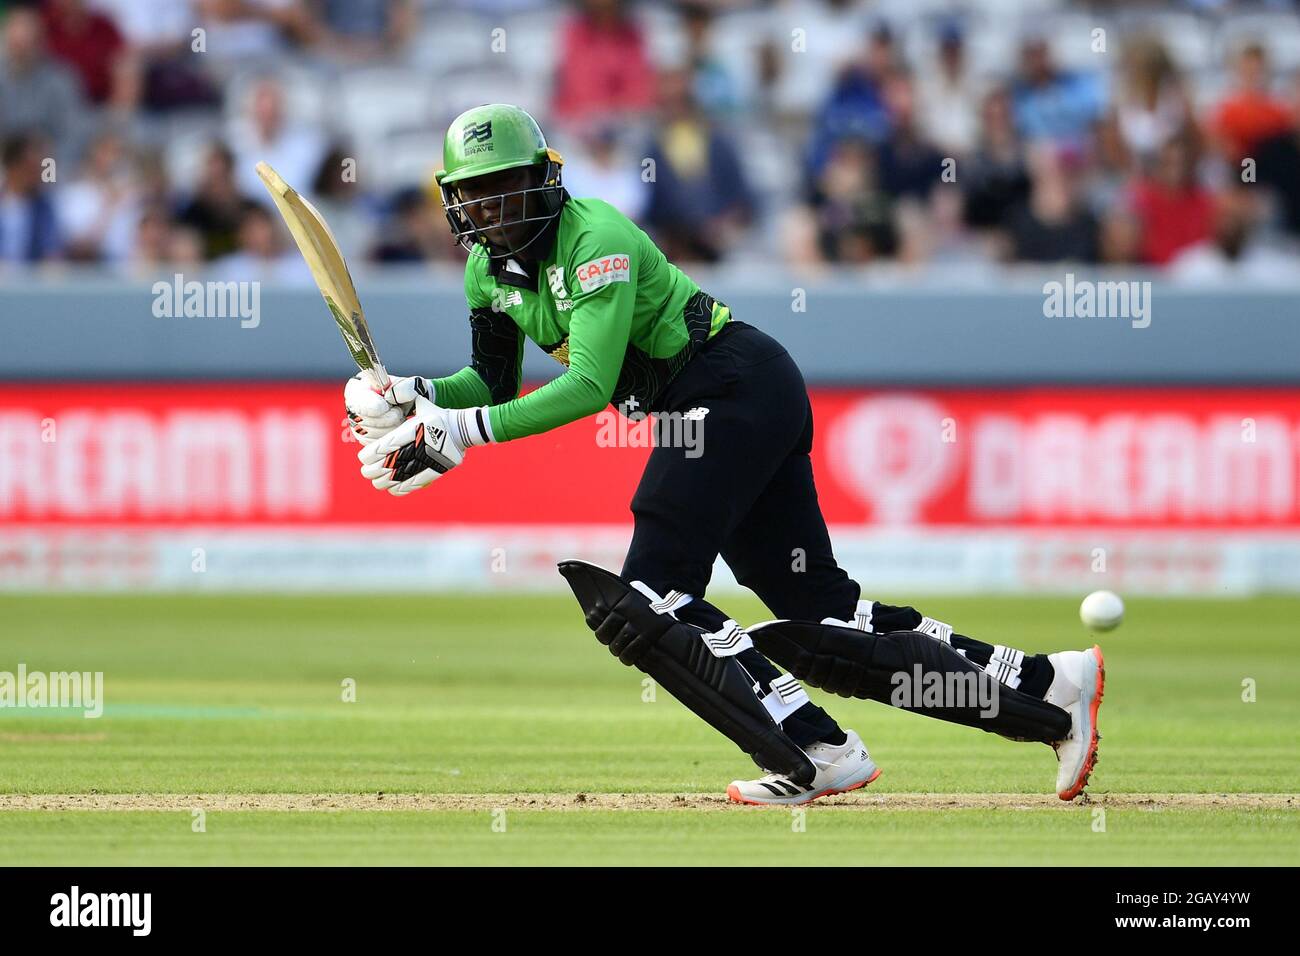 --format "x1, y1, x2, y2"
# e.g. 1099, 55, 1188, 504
463, 120, 494, 155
